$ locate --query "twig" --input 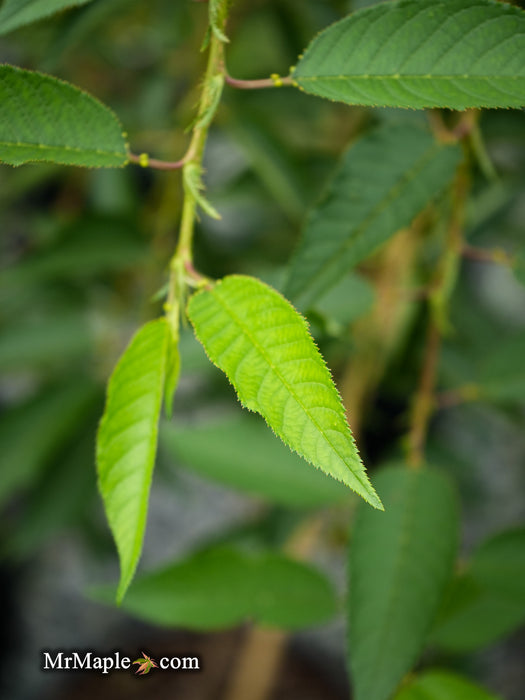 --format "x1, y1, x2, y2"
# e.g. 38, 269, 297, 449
128, 152, 186, 170
462, 244, 513, 266
225, 73, 294, 89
